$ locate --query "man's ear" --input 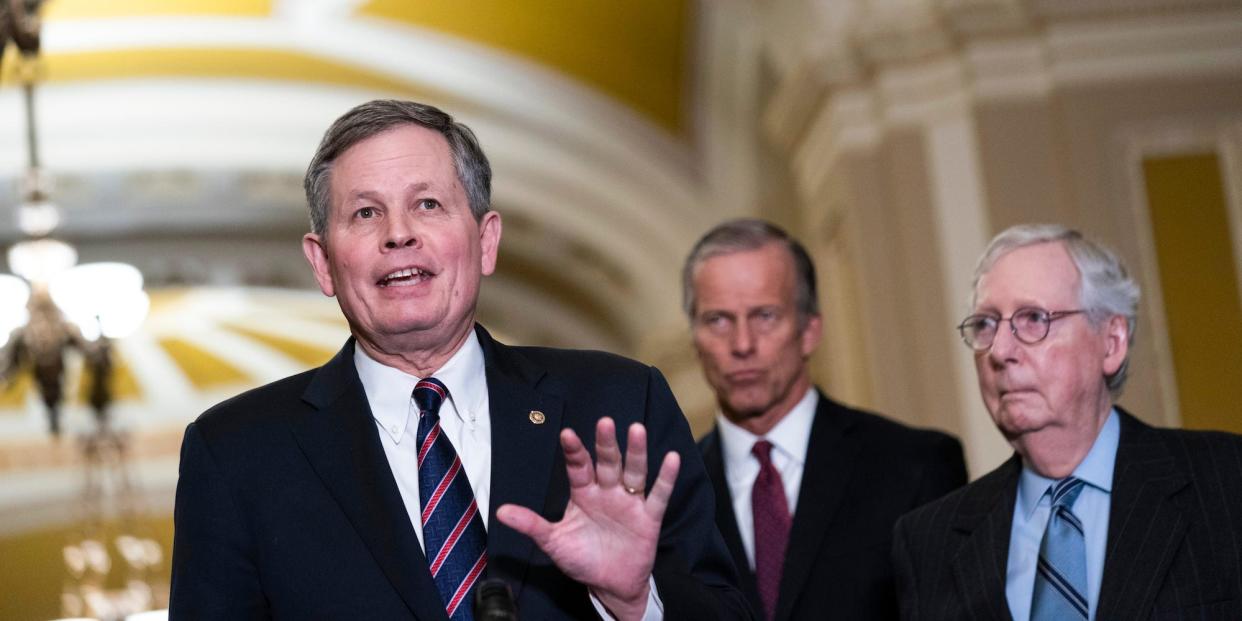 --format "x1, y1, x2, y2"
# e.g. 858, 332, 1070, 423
1101, 314, 1129, 376
800, 313, 823, 357
302, 233, 336, 297
479, 211, 502, 276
